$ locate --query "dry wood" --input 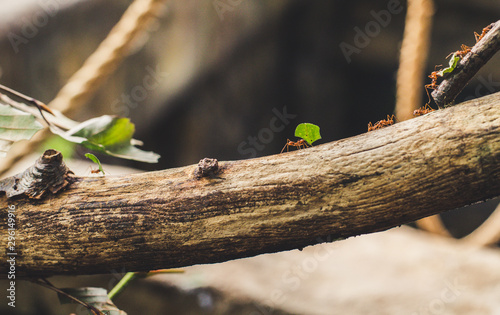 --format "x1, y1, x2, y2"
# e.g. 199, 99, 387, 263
1, 92, 500, 278
0, 150, 75, 199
